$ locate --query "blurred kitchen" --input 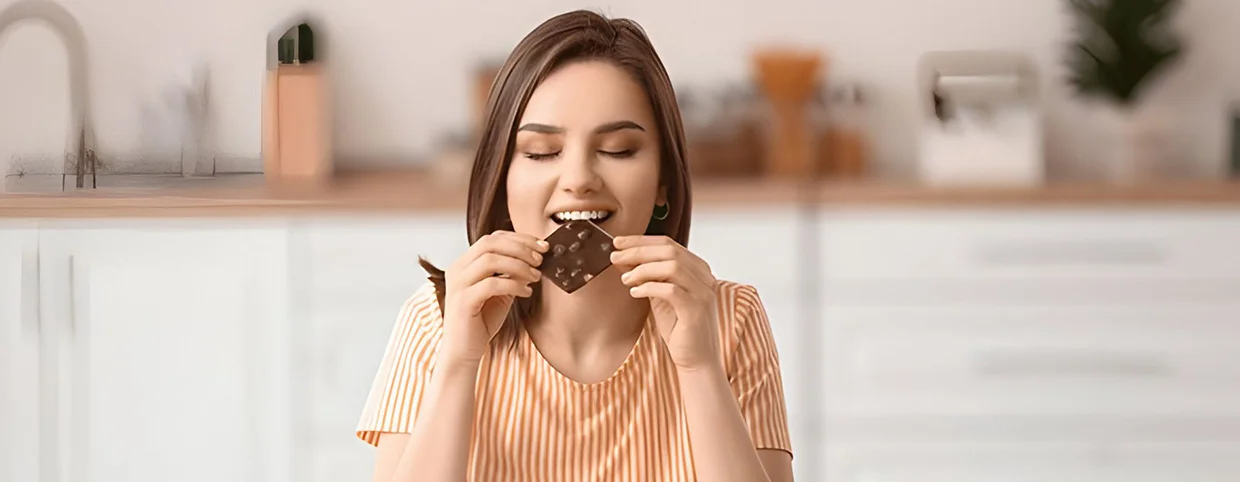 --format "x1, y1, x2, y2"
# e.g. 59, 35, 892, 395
3, 0, 1240, 480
